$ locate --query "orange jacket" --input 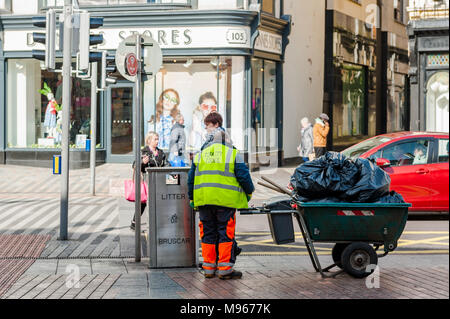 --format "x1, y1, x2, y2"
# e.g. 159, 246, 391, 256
313, 121, 330, 147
